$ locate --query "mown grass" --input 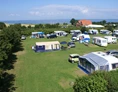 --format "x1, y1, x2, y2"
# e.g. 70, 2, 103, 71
13, 34, 118, 92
